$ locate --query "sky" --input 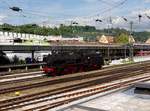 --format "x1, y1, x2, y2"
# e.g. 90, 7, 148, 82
0, 0, 150, 31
